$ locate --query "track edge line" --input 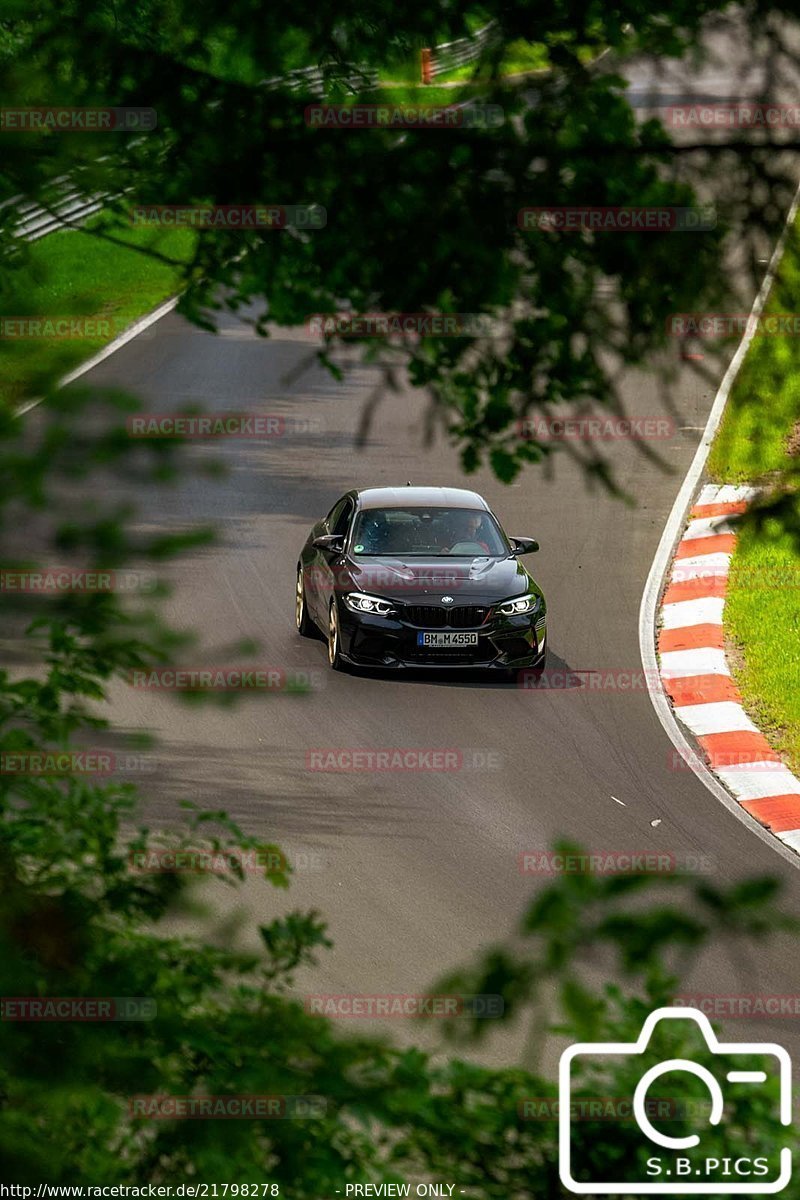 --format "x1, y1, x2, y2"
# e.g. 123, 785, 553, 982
14, 295, 180, 418
638, 181, 800, 873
